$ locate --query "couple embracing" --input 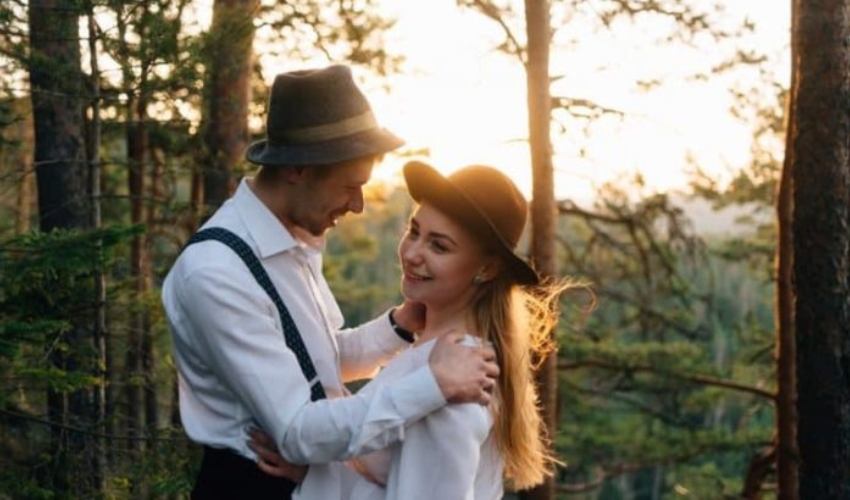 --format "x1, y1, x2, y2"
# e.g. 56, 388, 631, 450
162, 64, 569, 500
